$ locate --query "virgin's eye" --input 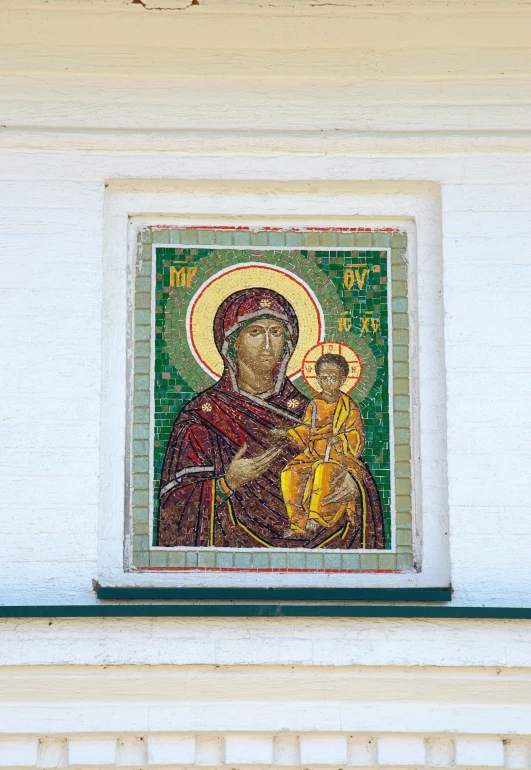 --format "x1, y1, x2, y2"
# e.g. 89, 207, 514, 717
270, 328, 283, 336
247, 328, 263, 336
